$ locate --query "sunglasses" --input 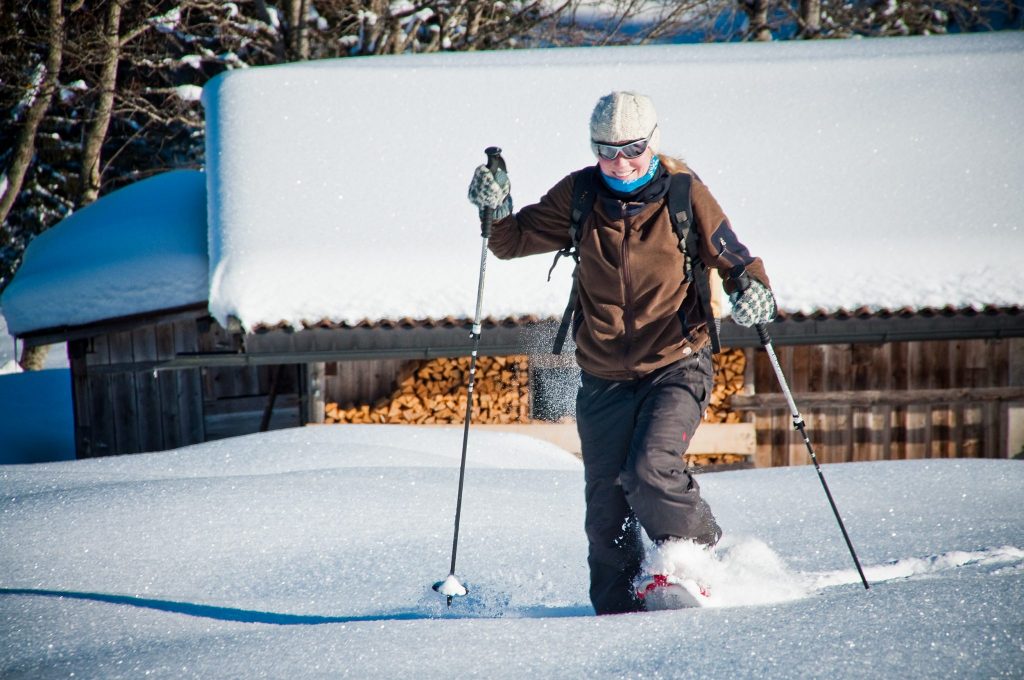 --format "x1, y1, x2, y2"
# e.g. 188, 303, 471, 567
592, 126, 657, 161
